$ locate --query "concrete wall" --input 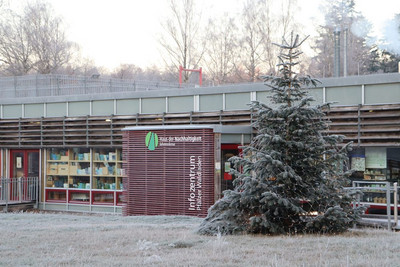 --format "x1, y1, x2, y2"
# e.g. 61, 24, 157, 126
1, 73, 399, 118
